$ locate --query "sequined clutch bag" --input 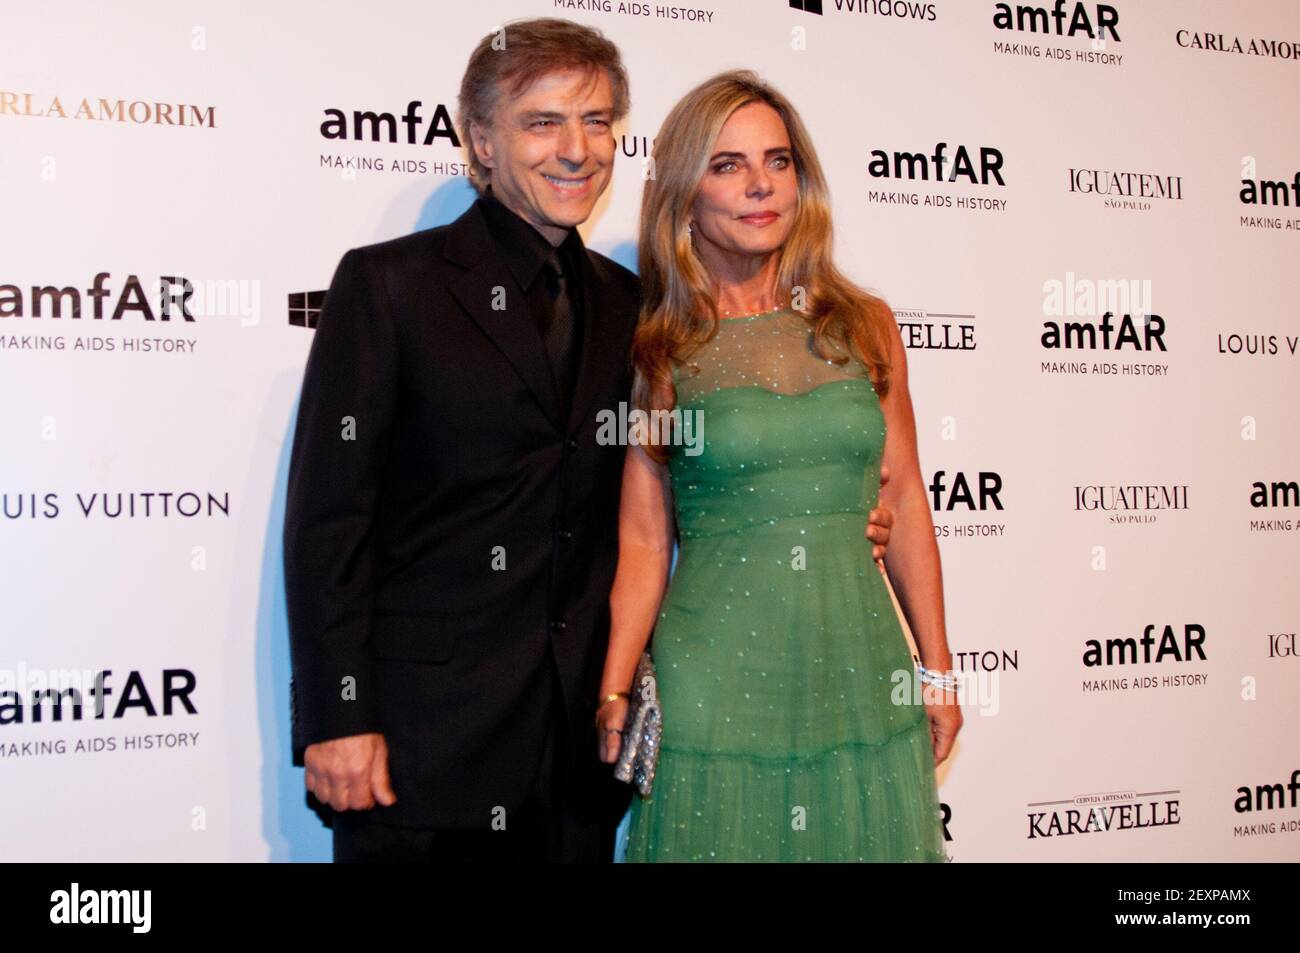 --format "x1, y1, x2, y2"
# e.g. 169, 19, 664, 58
612, 650, 662, 796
